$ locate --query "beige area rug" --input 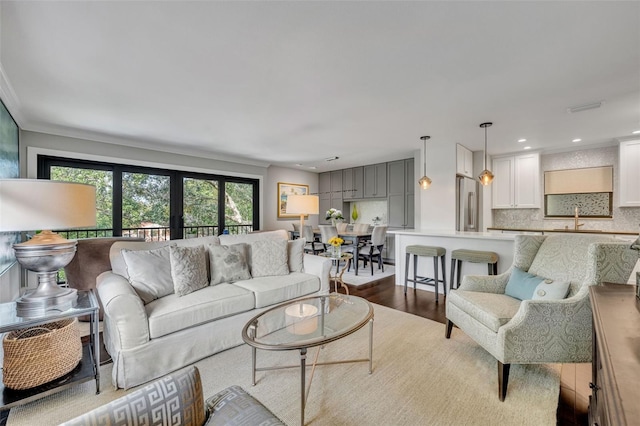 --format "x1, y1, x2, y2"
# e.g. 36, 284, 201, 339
340, 264, 395, 286
8, 305, 560, 426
